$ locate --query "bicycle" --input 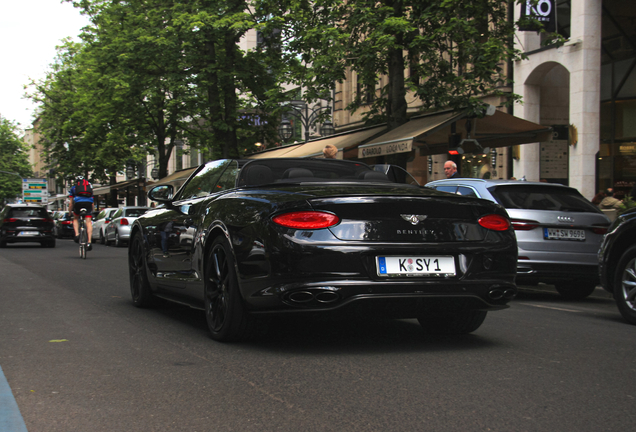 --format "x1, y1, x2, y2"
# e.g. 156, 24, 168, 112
78, 208, 89, 259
